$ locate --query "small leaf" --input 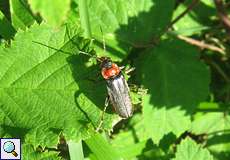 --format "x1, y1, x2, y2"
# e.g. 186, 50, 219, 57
28, 0, 71, 26
0, 11, 16, 39
173, 0, 216, 36
172, 138, 214, 160
10, 0, 36, 30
